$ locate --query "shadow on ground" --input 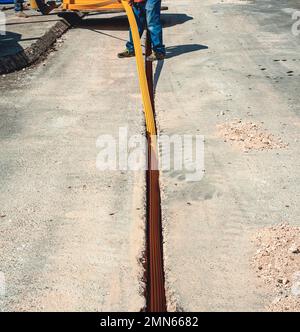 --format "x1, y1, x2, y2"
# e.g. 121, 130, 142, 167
166, 44, 208, 59
0, 31, 23, 57
75, 13, 196, 50
77, 13, 194, 31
